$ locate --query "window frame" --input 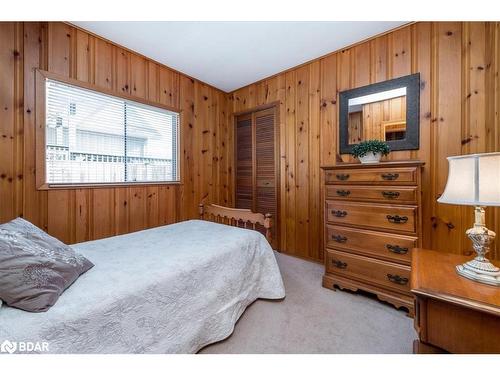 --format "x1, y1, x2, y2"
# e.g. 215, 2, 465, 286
35, 69, 182, 190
